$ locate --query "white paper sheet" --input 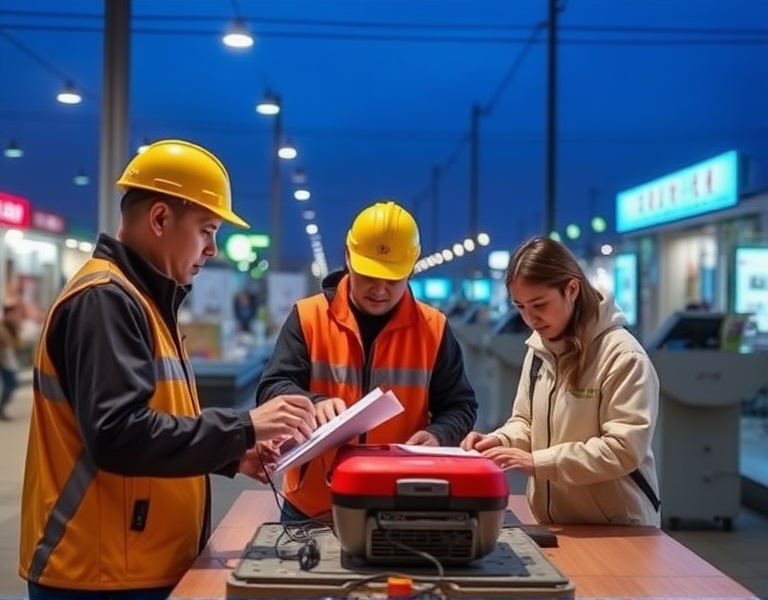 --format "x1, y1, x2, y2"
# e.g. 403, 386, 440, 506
273, 387, 404, 473
394, 444, 481, 457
